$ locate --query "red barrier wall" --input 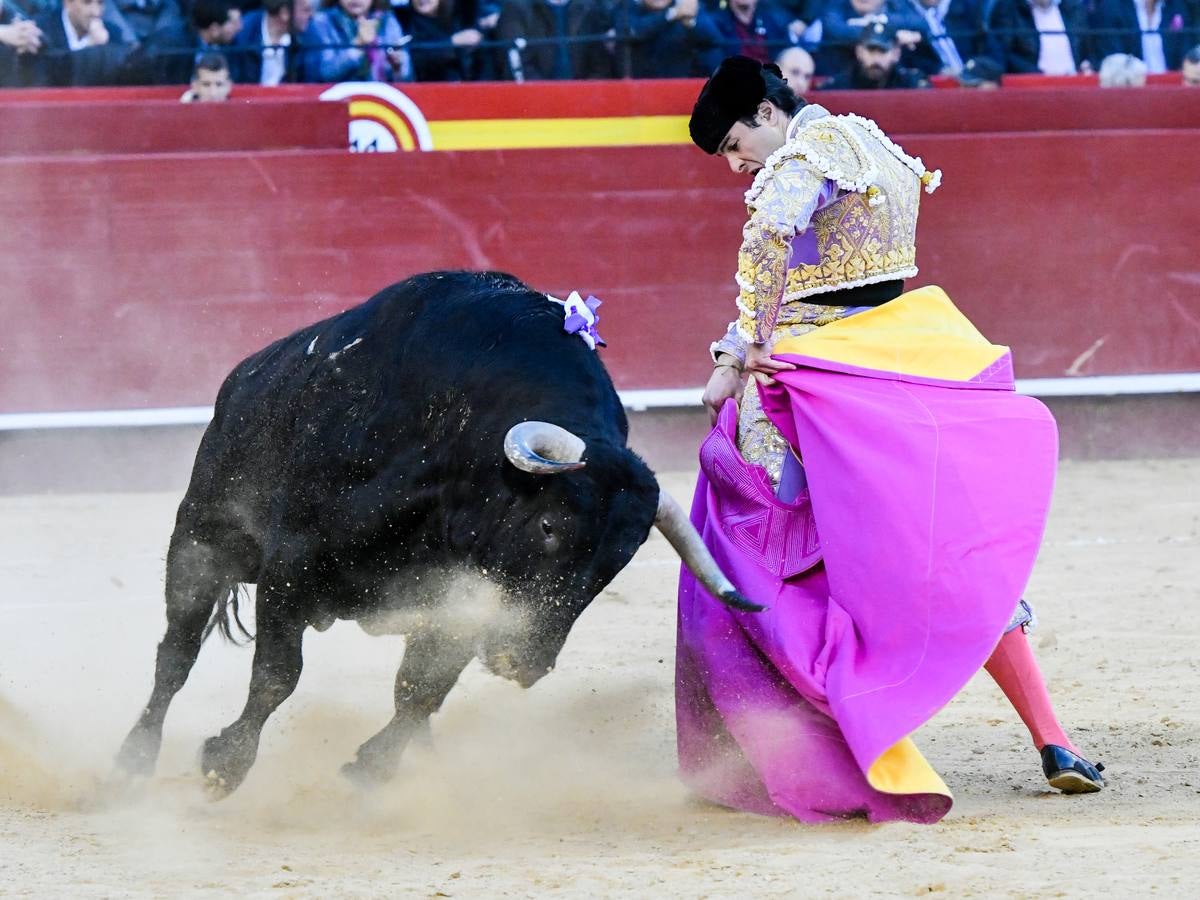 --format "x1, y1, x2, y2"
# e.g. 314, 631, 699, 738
1, 84, 1198, 415
0, 101, 347, 157
4, 82, 1200, 156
